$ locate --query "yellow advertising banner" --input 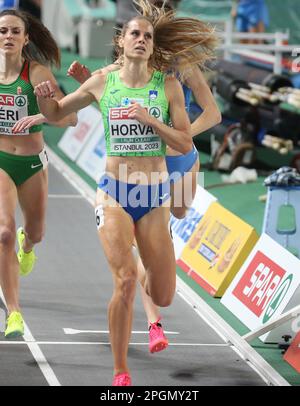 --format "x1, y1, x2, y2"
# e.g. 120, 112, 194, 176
177, 202, 258, 297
